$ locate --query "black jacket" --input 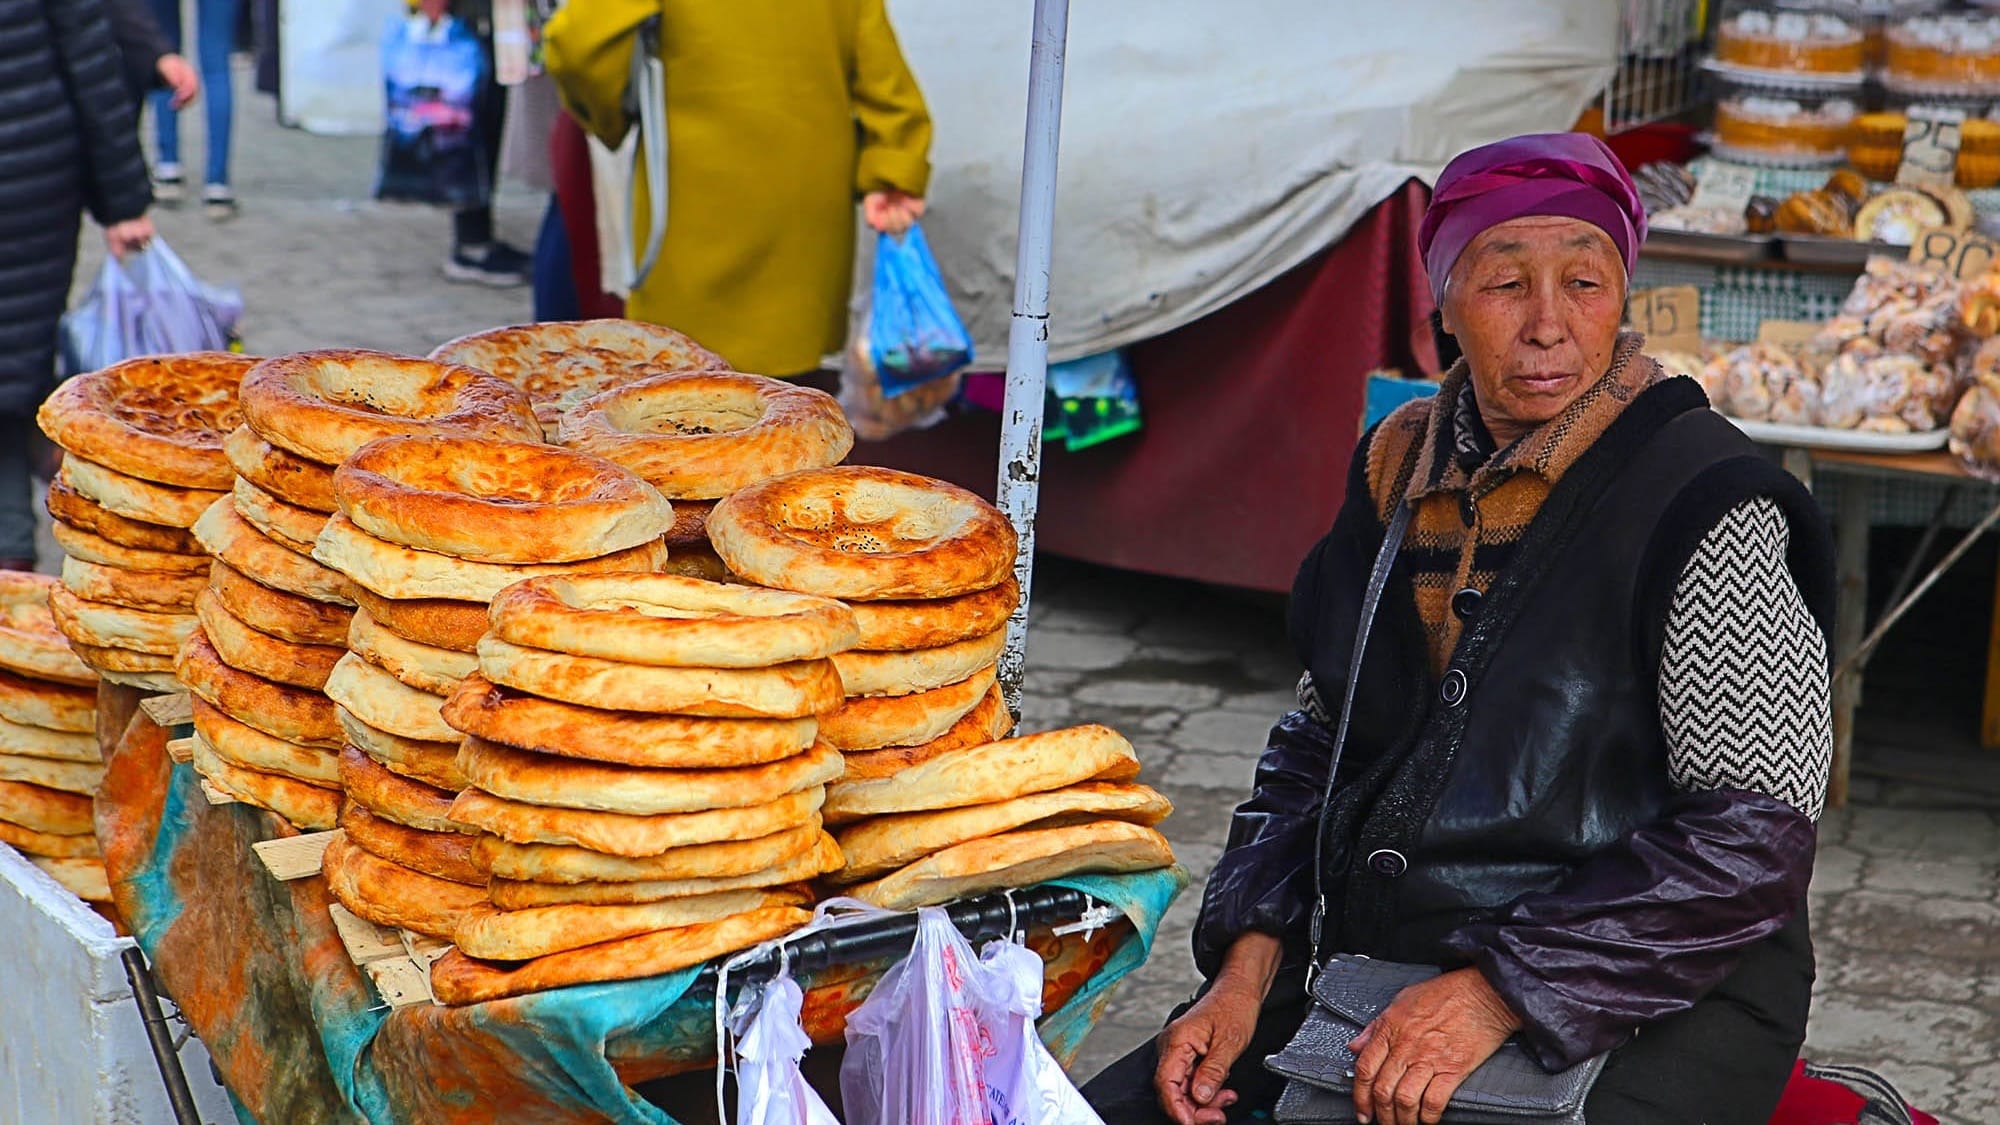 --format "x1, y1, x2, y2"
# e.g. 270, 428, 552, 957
0, 0, 151, 408
1195, 378, 1832, 1070
106, 0, 173, 105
